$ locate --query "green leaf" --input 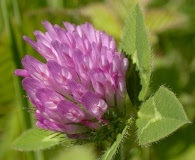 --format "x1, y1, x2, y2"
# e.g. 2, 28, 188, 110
101, 119, 131, 160
136, 86, 190, 145
12, 128, 66, 151
121, 4, 151, 101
